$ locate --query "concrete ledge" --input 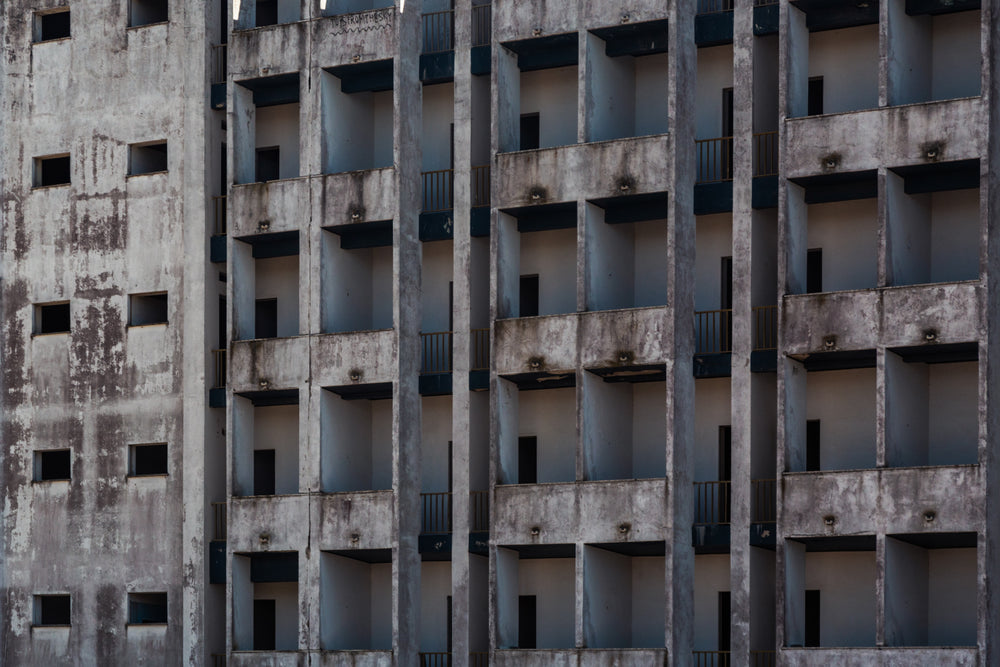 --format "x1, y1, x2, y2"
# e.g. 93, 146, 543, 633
782, 465, 982, 538
315, 167, 397, 227
784, 97, 984, 178
229, 494, 310, 552
783, 281, 979, 354
493, 479, 667, 544
230, 336, 310, 392
780, 646, 977, 666
496, 134, 670, 208
310, 10, 397, 70
230, 21, 308, 80
231, 177, 311, 238
492, 648, 668, 666
493, 3, 668, 42
578, 307, 667, 368
314, 491, 395, 551
231, 651, 306, 666
310, 330, 396, 387
495, 314, 579, 374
